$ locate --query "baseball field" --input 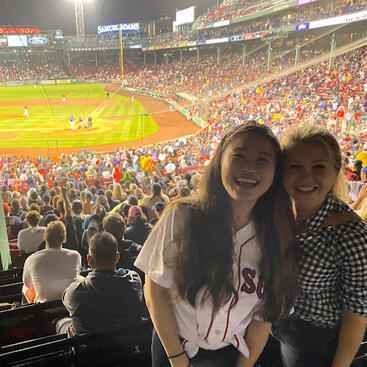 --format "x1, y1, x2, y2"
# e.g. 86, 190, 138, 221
0, 83, 162, 153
